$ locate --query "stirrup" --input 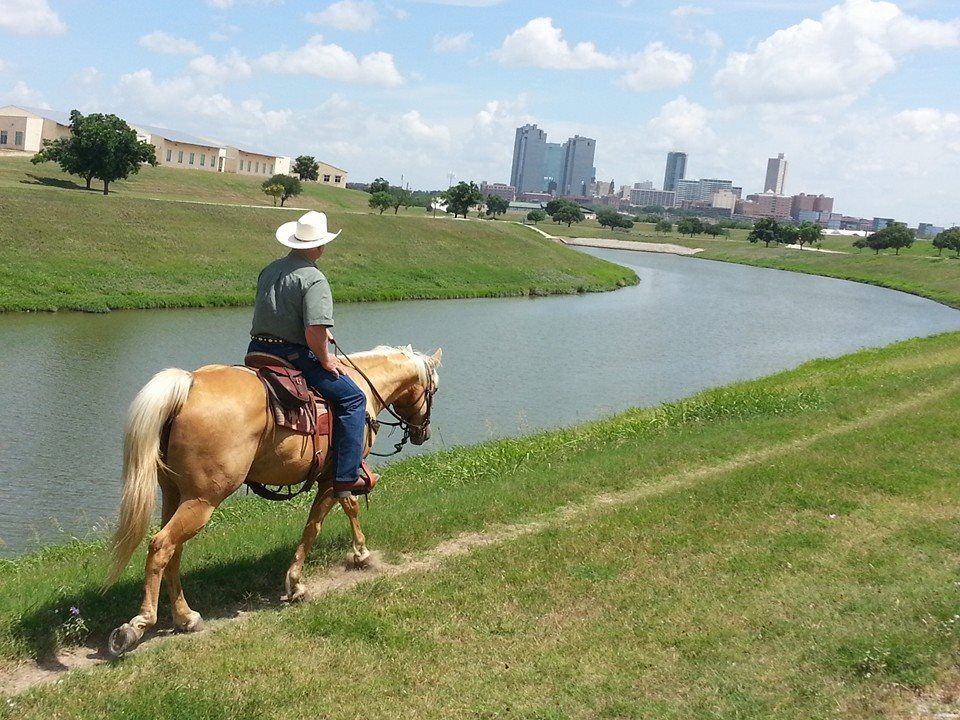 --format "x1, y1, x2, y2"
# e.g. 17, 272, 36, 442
330, 463, 379, 497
